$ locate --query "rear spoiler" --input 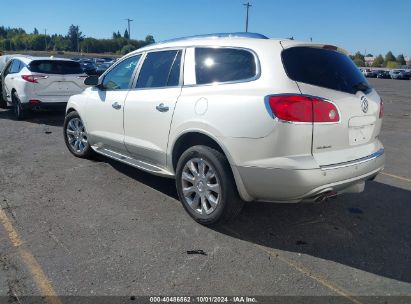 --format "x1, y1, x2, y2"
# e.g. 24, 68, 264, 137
279, 40, 348, 55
